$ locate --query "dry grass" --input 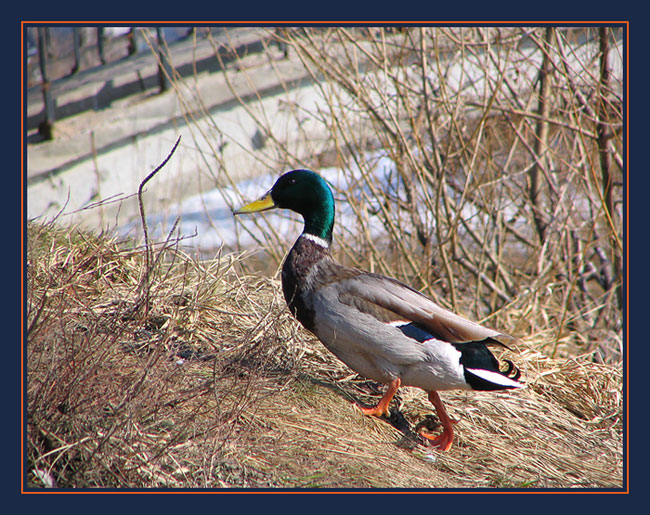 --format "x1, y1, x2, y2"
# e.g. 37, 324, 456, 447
26, 221, 623, 490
